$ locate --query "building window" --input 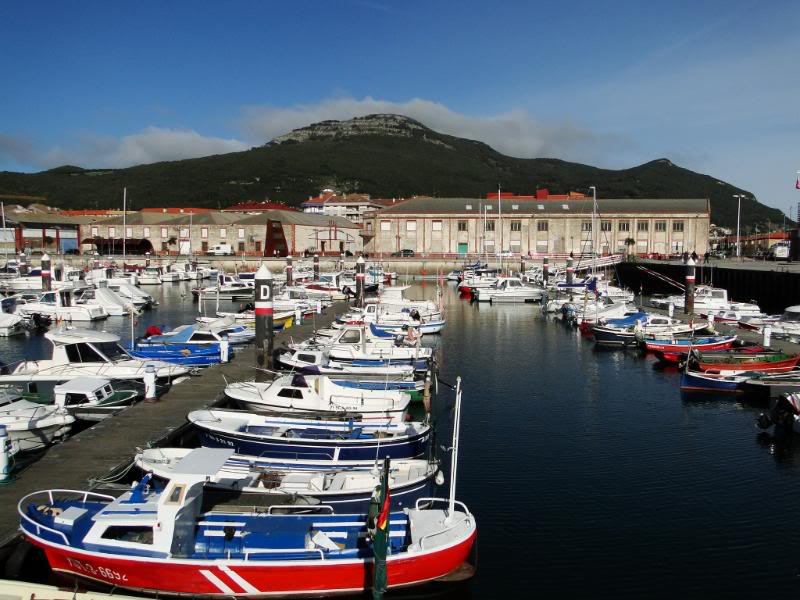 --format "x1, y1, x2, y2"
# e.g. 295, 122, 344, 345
180, 228, 189, 238
457, 220, 468, 232
618, 221, 630, 232
366, 222, 373, 232
125, 227, 133, 238
238, 241, 245, 252
485, 220, 495, 232
537, 220, 549, 232
219, 227, 227, 238
143, 227, 150, 238
601, 220, 612, 232
432, 220, 443, 232
673, 221, 684, 232
255, 241, 262, 252
201, 227, 208, 239
161, 242, 168, 251
406, 220, 417, 232
91, 227, 98, 237
465, 204, 472, 210
238, 228, 245, 239
510, 220, 521, 232
108, 227, 116, 237
655, 221, 667, 232
581, 221, 592, 232
637, 221, 649, 232
161, 227, 168, 238
512, 204, 519, 211
380, 220, 391, 232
